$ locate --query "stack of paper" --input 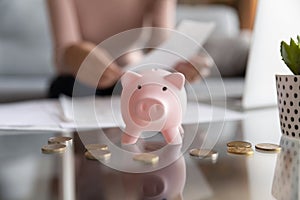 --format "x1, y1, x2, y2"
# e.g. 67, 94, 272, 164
0, 100, 62, 131
0, 97, 242, 132
59, 96, 242, 130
